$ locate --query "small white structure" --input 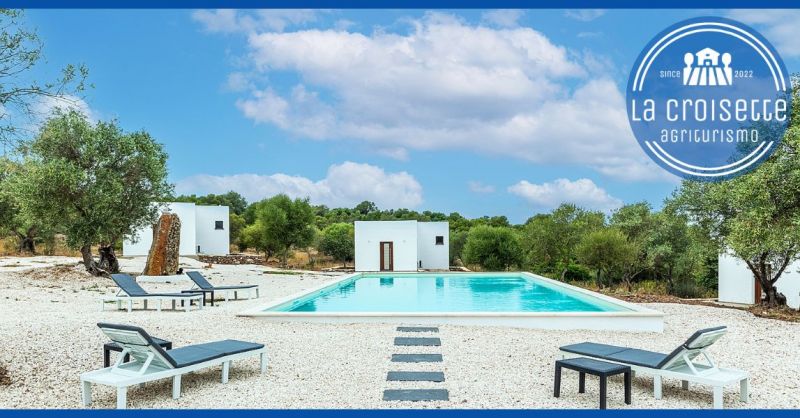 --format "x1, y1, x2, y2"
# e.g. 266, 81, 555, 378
123, 202, 230, 257
354, 221, 449, 271
718, 253, 800, 309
